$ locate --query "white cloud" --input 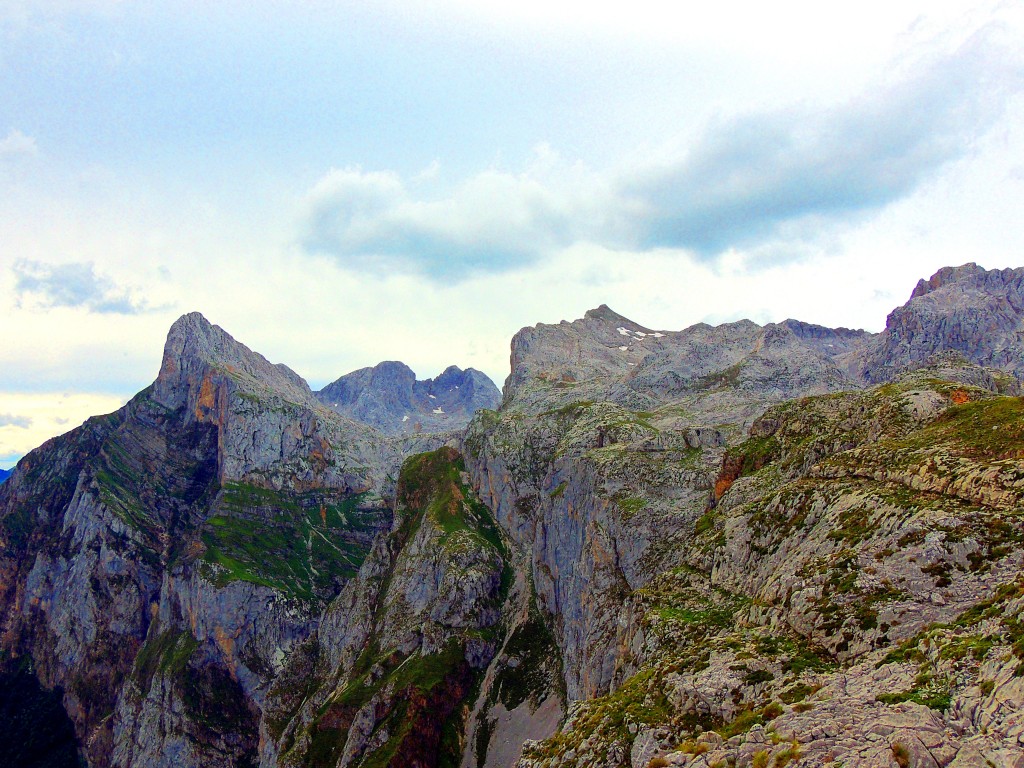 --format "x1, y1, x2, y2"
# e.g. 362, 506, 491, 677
621, 23, 1019, 257
0, 129, 38, 159
12, 260, 153, 314
299, 22, 1021, 278
299, 155, 616, 276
